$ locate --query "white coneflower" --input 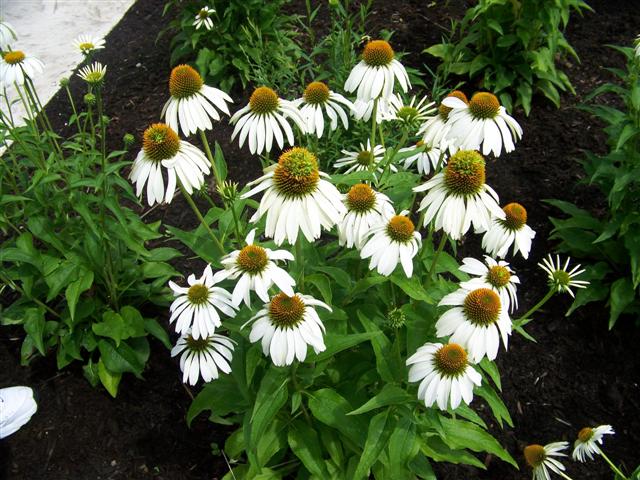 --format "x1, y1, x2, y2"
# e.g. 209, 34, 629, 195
572, 425, 615, 462
242, 147, 345, 245
129, 123, 211, 206
171, 331, 234, 385
482, 202, 536, 260
351, 95, 393, 123
0, 386, 37, 439
334, 140, 393, 180
436, 286, 511, 362
418, 90, 468, 152
72, 34, 105, 55
337, 183, 394, 249
360, 209, 422, 277
442, 91, 523, 157
634, 34, 640, 59
0, 21, 17, 51
213, 229, 296, 307
161, 64, 232, 137
538, 254, 590, 298
0, 50, 43, 85
383, 94, 436, 129
459, 256, 520, 312
407, 342, 482, 411
244, 292, 330, 366
293, 81, 353, 138
230, 86, 306, 155
77, 62, 106, 86
400, 141, 444, 176
413, 150, 504, 240
524, 442, 571, 480
193, 6, 215, 30
344, 39, 410, 102
168, 264, 237, 339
